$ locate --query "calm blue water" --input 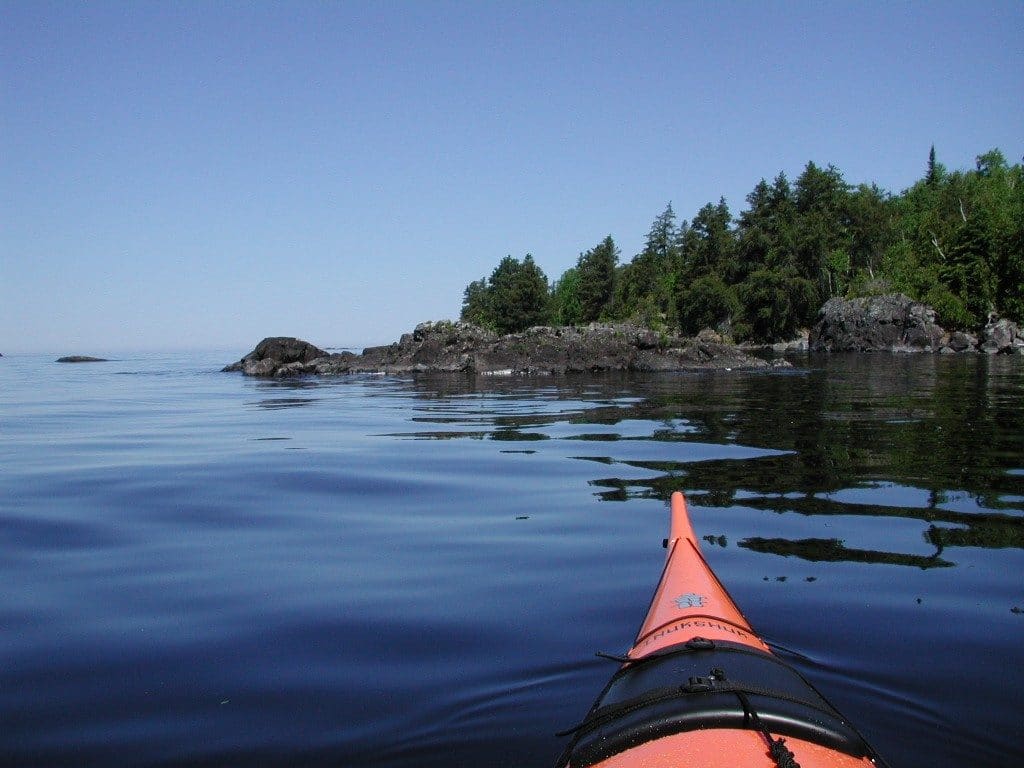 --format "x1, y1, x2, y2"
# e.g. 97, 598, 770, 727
1, 351, 1022, 767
